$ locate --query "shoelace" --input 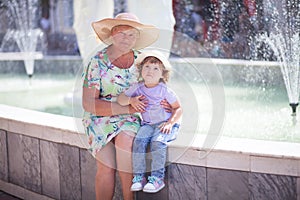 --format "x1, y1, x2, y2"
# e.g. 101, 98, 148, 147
133, 175, 143, 183
148, 176, 160, 184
